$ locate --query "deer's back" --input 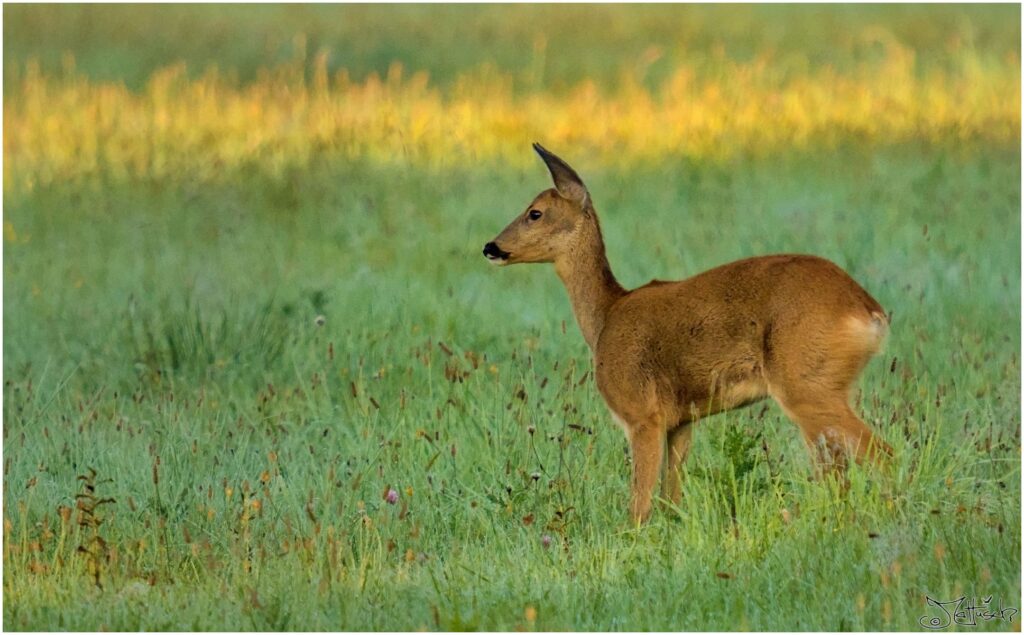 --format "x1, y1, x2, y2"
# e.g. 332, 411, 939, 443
594, 254, 885, 423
